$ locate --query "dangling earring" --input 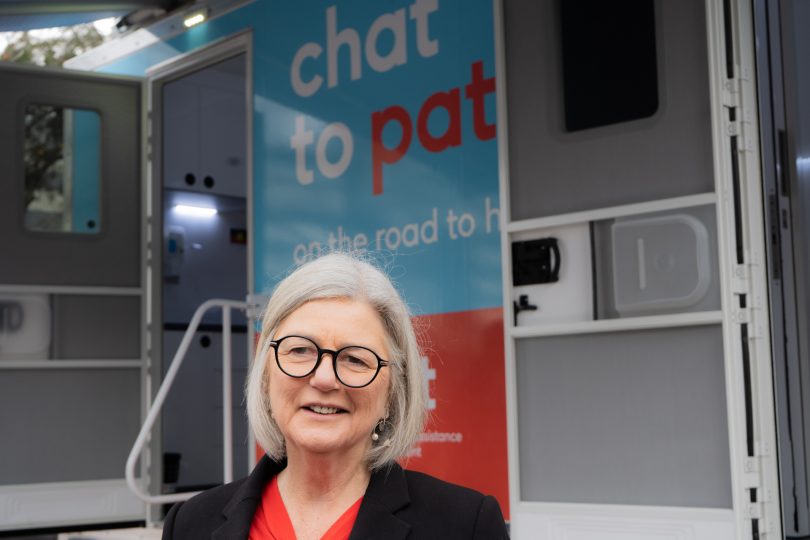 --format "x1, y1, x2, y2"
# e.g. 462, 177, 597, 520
371, 416, 388, 442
